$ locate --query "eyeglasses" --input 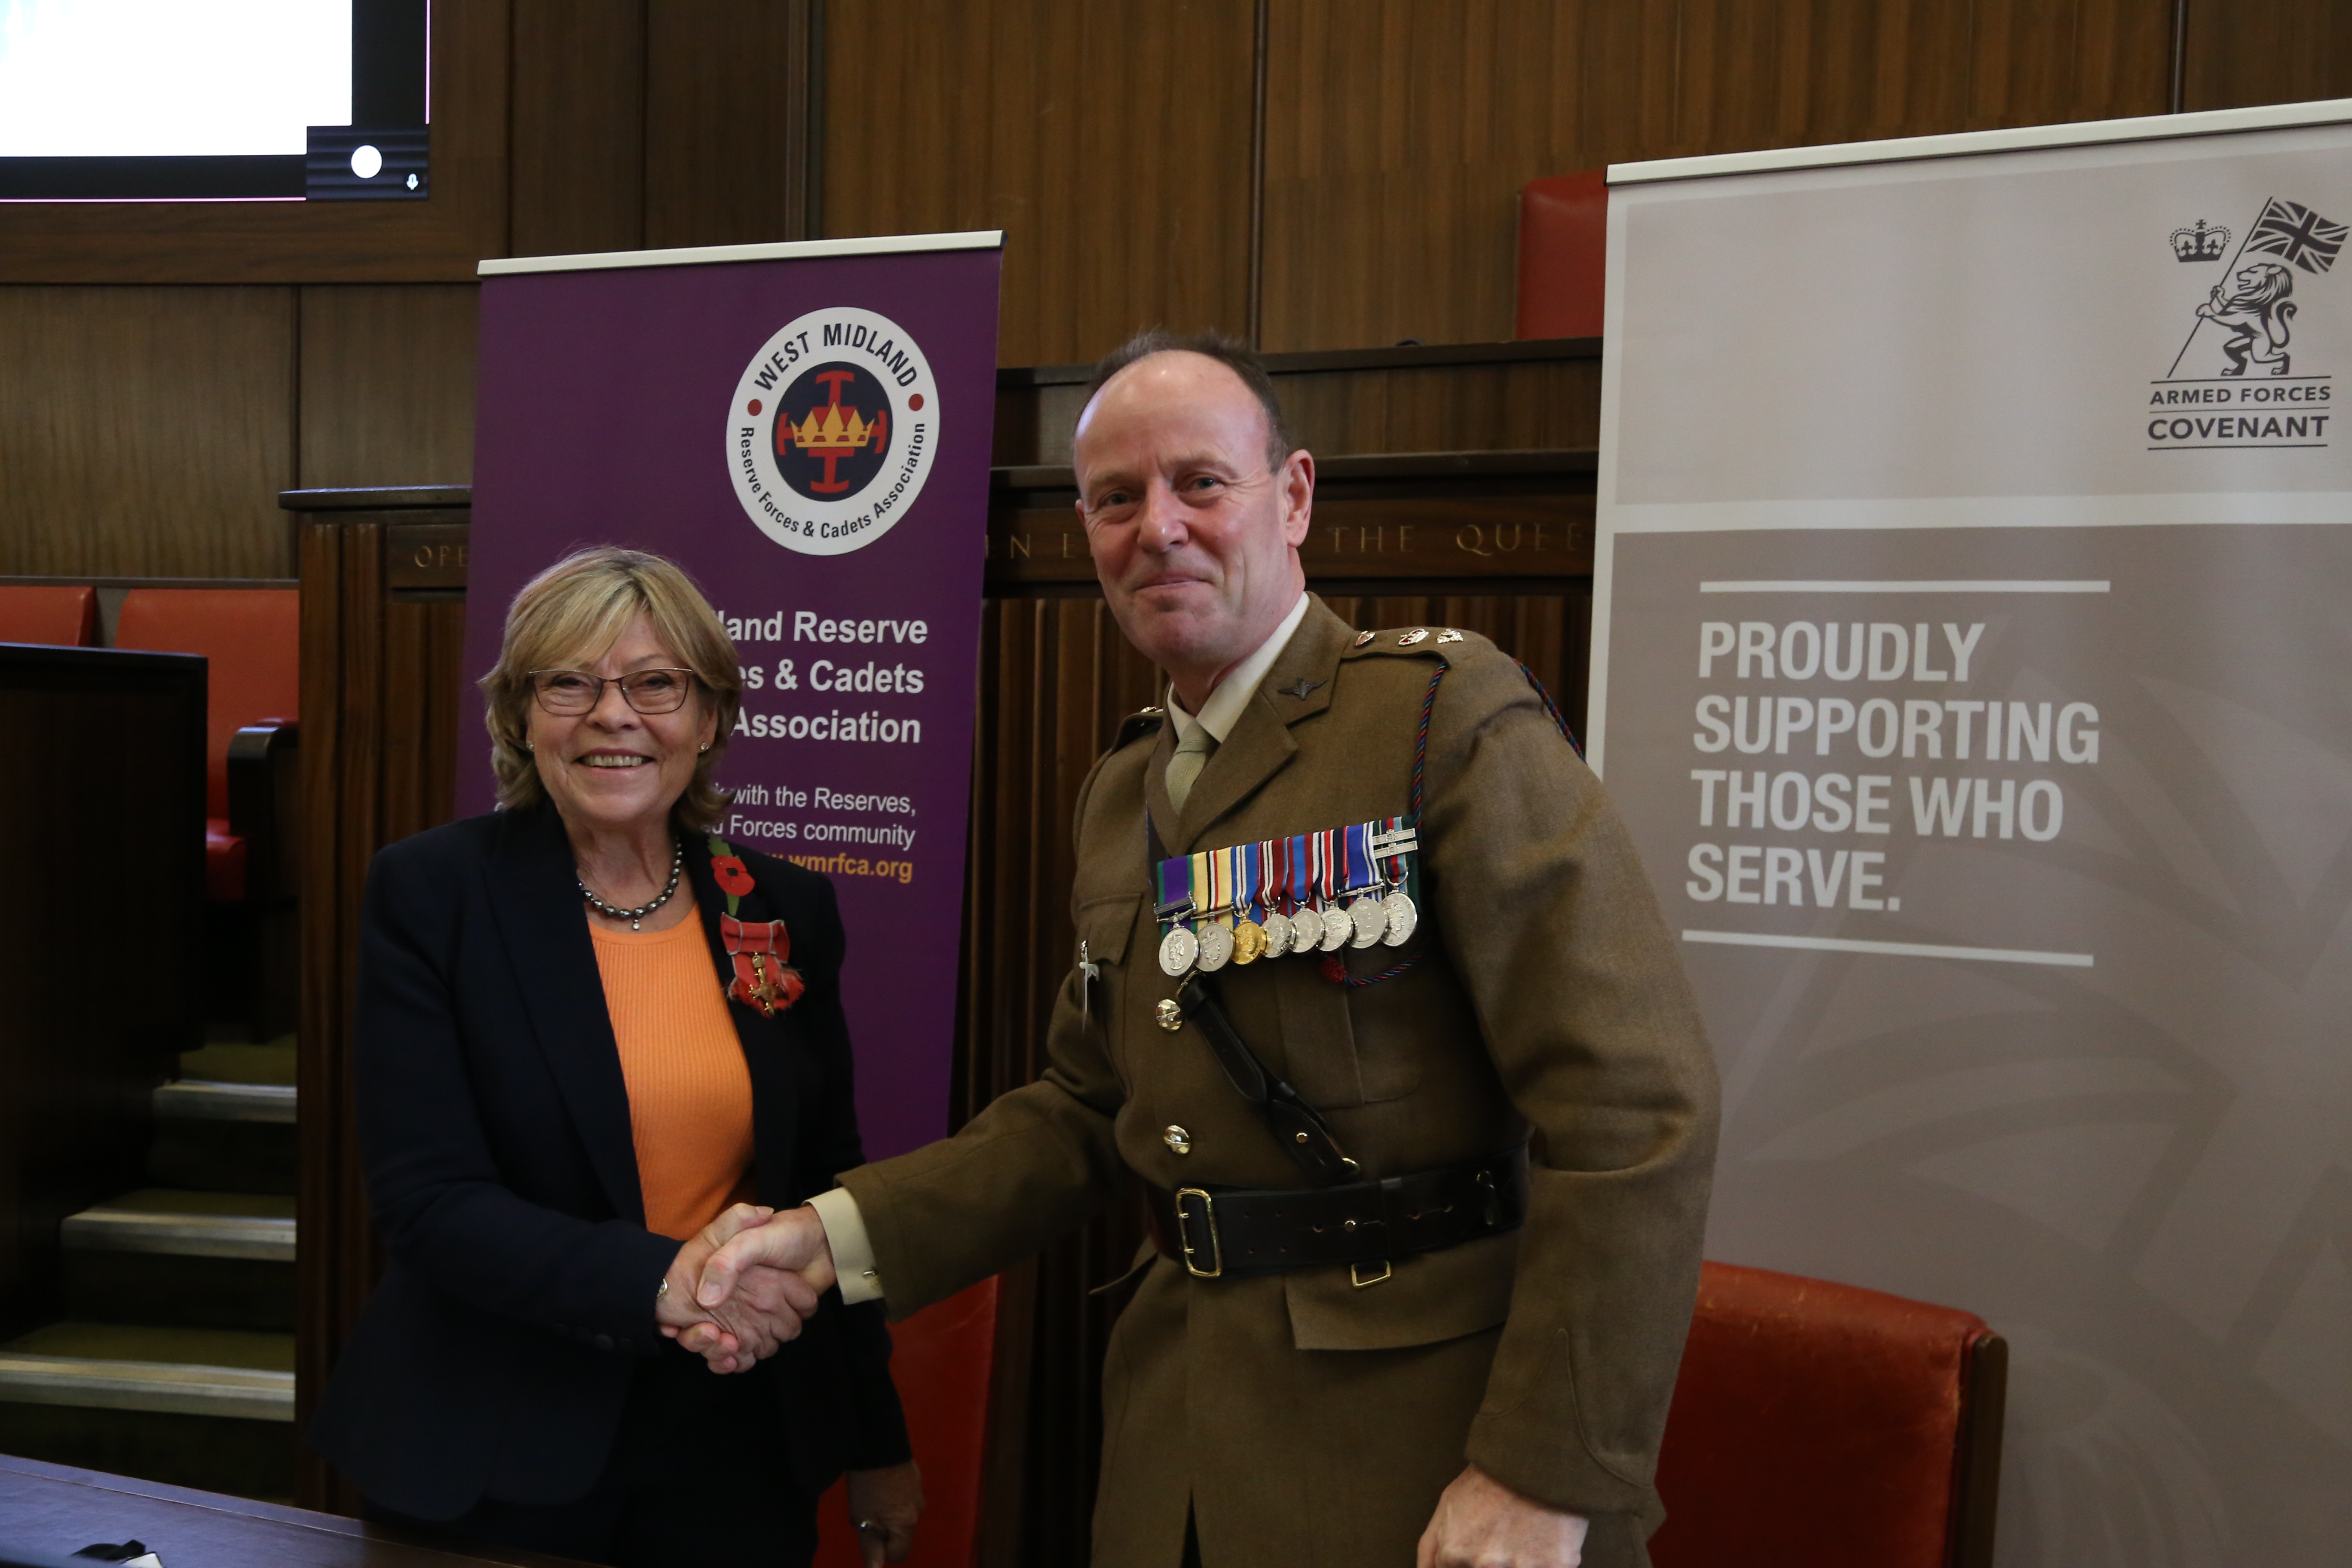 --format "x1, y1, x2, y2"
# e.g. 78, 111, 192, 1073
528, 668, 699, 716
